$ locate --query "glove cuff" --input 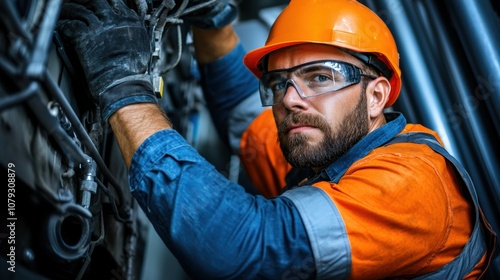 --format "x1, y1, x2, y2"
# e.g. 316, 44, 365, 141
185, 2, 238, 29
206, 4, 238, 29
100, 76, 157, 121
